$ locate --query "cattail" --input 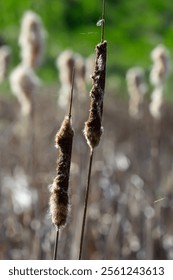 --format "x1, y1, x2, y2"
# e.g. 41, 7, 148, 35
126, 67, 147, 118
9, 64, 40, 116
56, 50, 75, 109
149, 86, 163, 120
149, 44, 170, 119
49, 116, 74, 228
49, 70, 75, 259
150, 44, 170, 87
0, 45, 11, 83
19, 10, 46, 69
79, 0, 107, 260
85, 53, 95, 83
84, 40, 107, 150
75, 53, 86, 97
